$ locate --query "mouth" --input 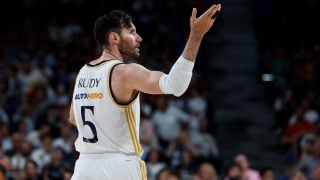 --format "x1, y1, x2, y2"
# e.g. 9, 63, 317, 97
135, 44, 141, 53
